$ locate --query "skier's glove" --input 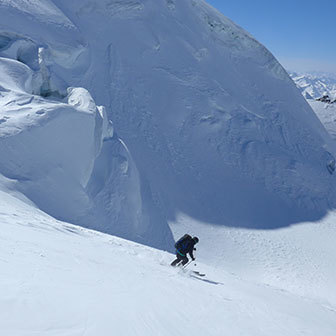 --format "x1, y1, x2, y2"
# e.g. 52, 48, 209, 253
192, 257, 195, 261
